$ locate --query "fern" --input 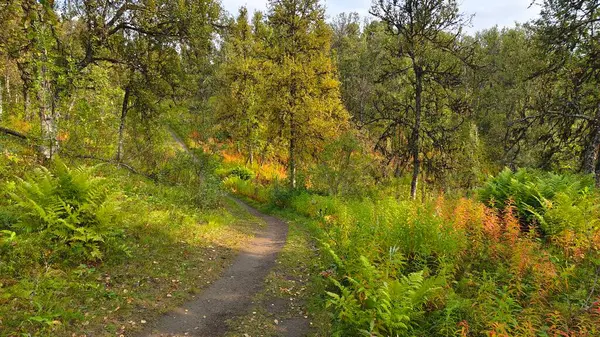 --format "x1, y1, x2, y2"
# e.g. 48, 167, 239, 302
6, 159, 120, 261
479, 168, 595, 236
326, 253, 443, 336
